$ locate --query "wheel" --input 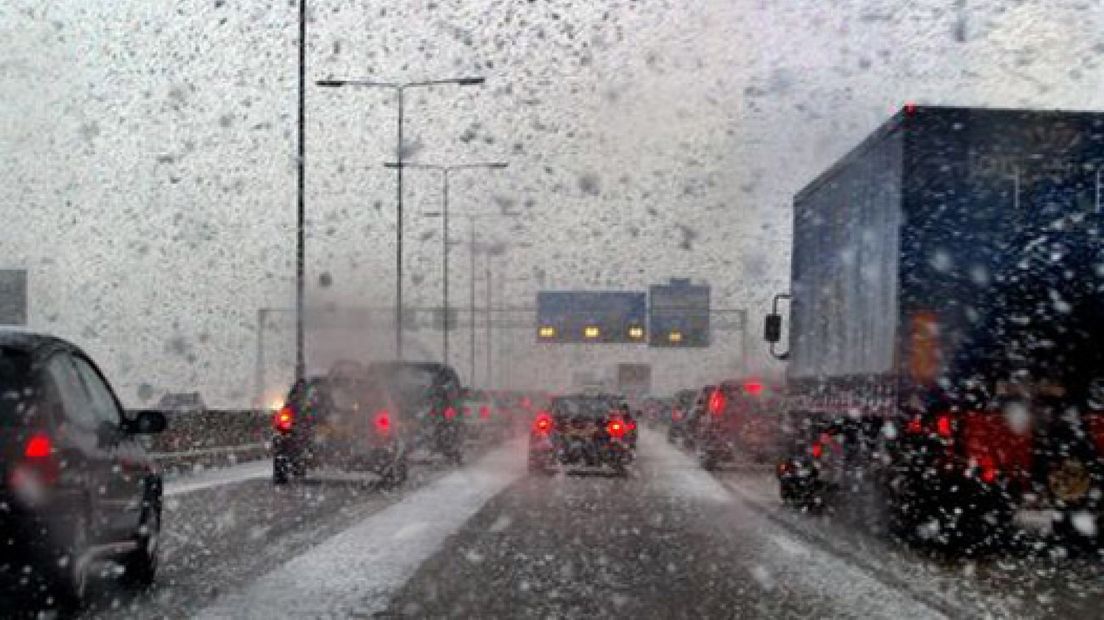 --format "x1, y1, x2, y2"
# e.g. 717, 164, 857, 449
381, 452, 408, 489
122, 493, 161, 587
273, 456, 291, 485
51, 513, 91, 610
292, 458, 308, 479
